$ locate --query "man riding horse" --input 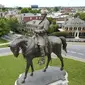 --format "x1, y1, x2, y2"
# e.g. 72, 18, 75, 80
29, 9, 50, 65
